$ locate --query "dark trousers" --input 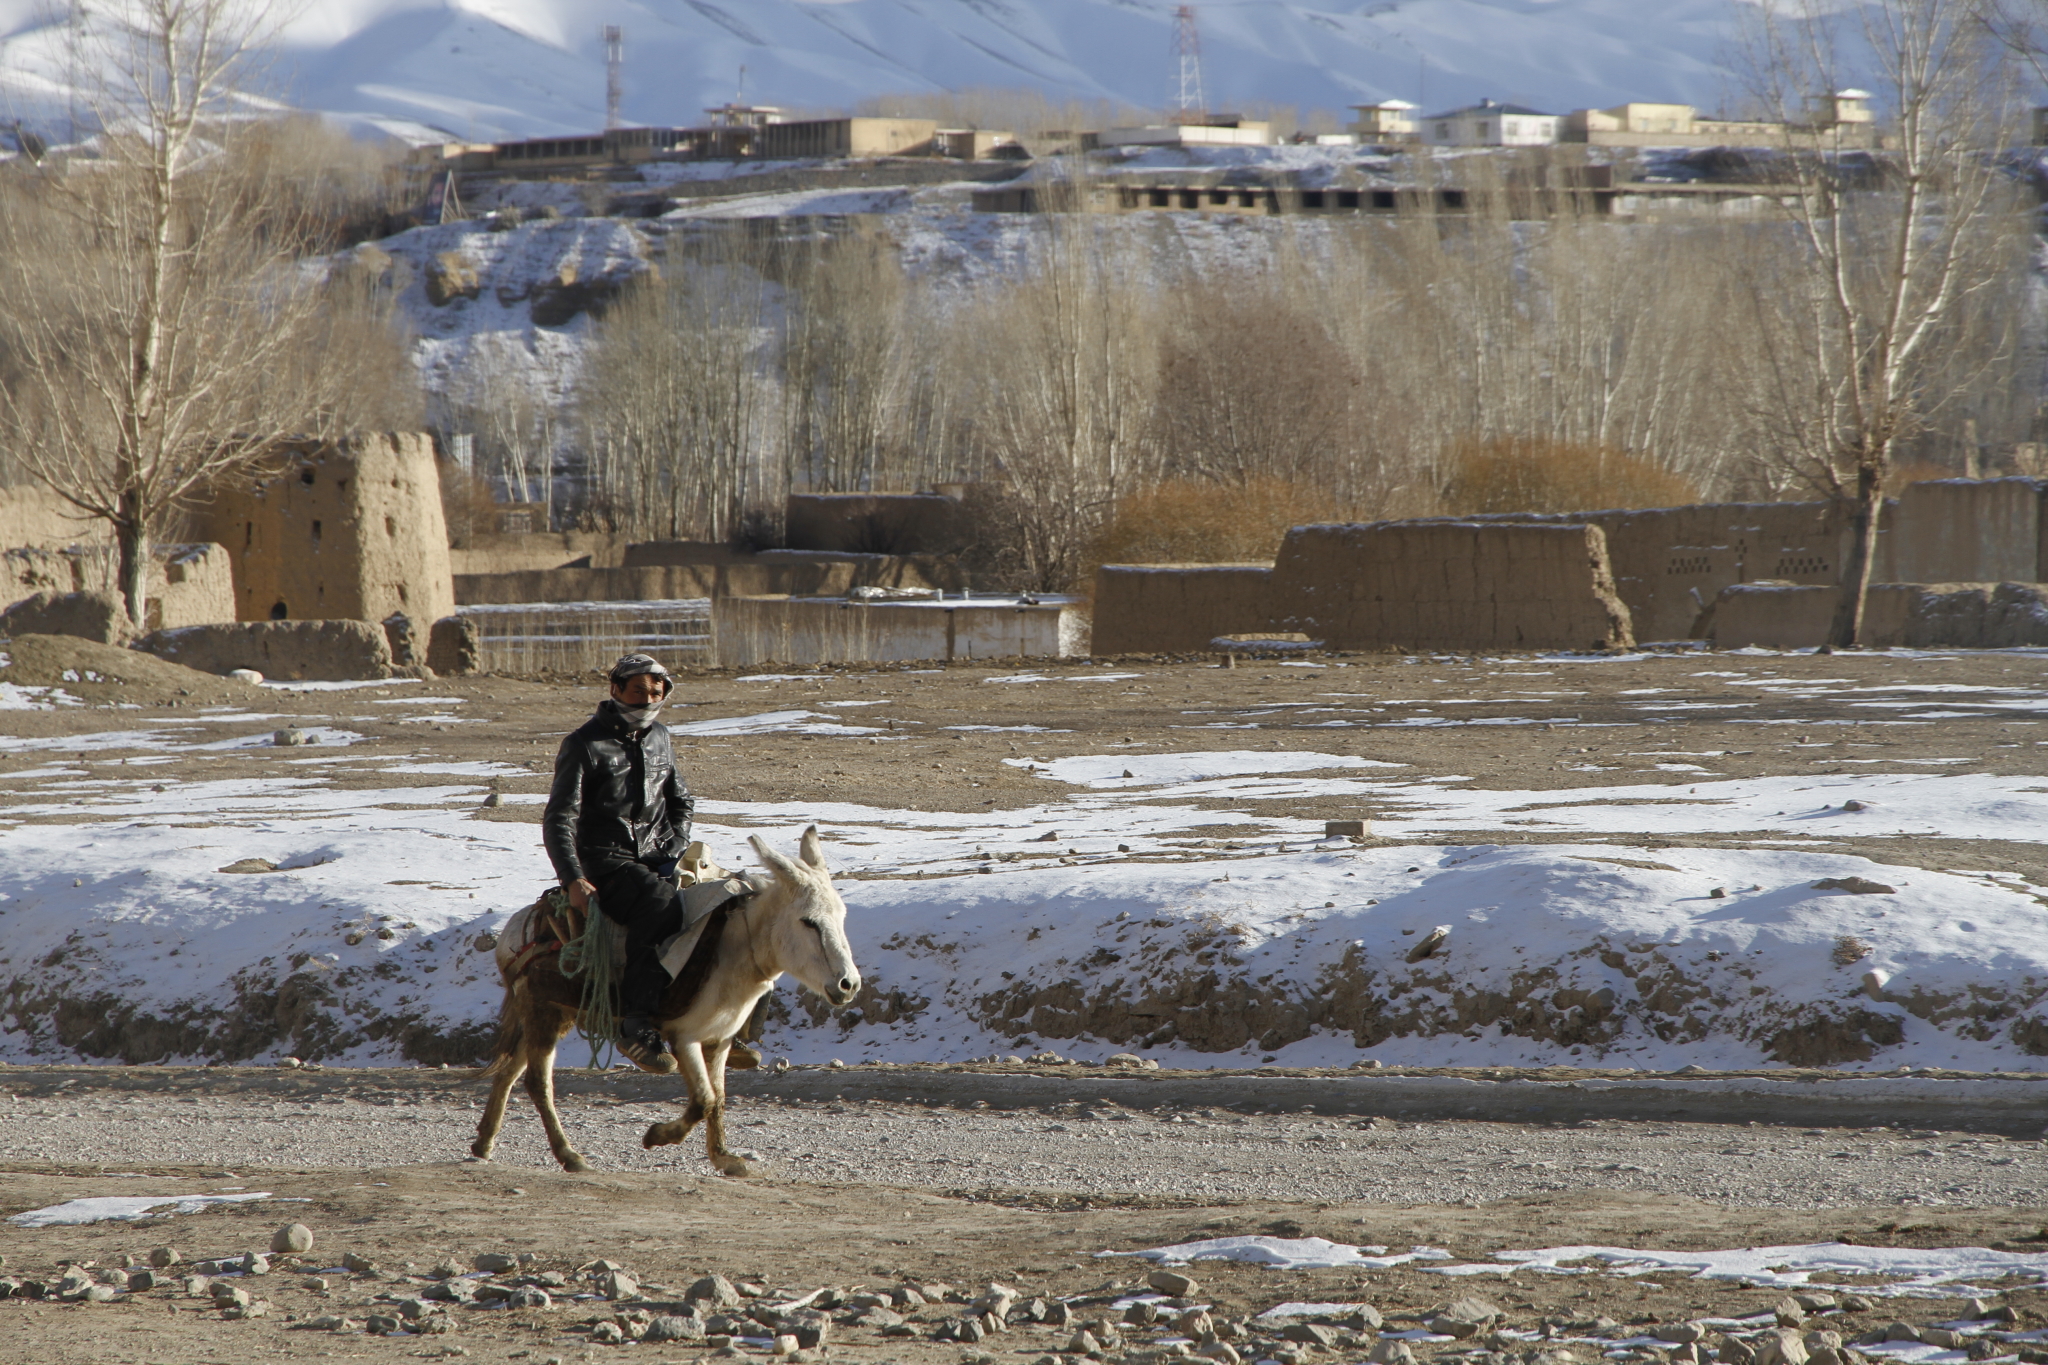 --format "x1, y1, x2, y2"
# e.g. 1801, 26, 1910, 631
589, 856, 680, 1019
